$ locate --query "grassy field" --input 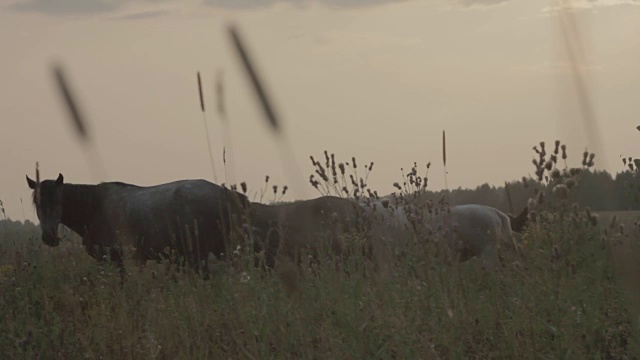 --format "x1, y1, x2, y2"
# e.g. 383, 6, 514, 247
1, 204, 639, 359
596, 210, 640, 322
